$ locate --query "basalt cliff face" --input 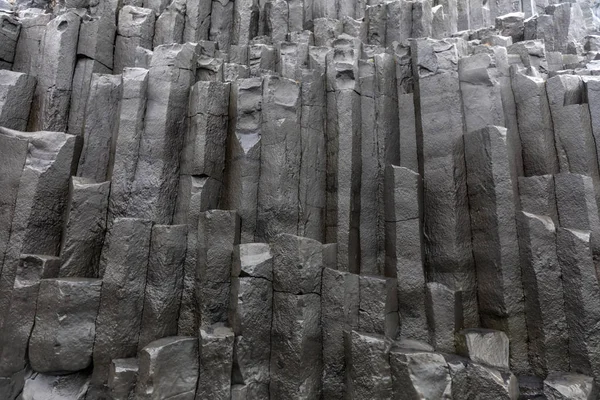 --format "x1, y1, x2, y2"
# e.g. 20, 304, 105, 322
1, 0, 600, 398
